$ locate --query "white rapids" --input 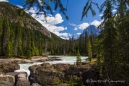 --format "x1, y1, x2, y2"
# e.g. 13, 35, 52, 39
15, 56, 88, 76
